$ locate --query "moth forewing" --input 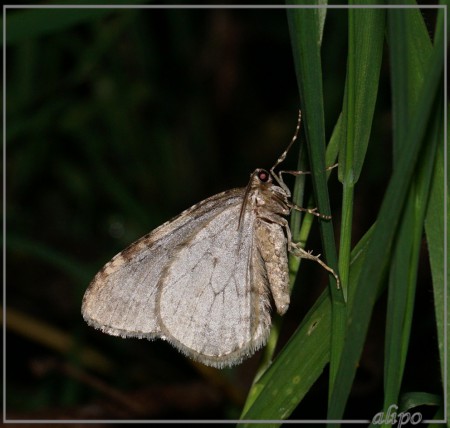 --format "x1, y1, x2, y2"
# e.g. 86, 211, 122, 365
82, 184, 278, 368
82, 189, 245, 339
